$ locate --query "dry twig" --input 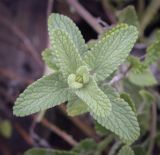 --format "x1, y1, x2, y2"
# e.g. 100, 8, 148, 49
59, 105, 97, 139
66, 0, 104, 34
147, 100, 157, 155
41, 118, 78, 146
0, 7, 43, 67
